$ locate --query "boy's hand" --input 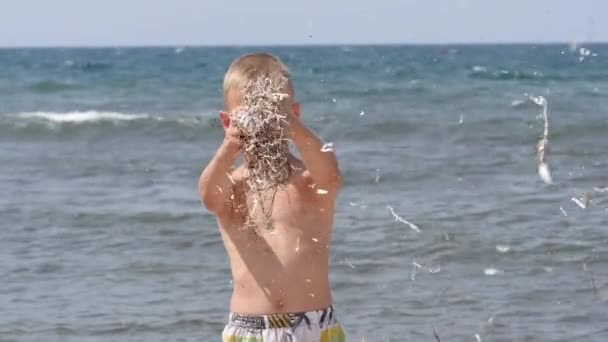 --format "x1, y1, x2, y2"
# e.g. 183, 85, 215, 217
285, 110, 302, 138
199, 112, 243, 213
224, 121, 244, 149
220, 111, 244, 150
